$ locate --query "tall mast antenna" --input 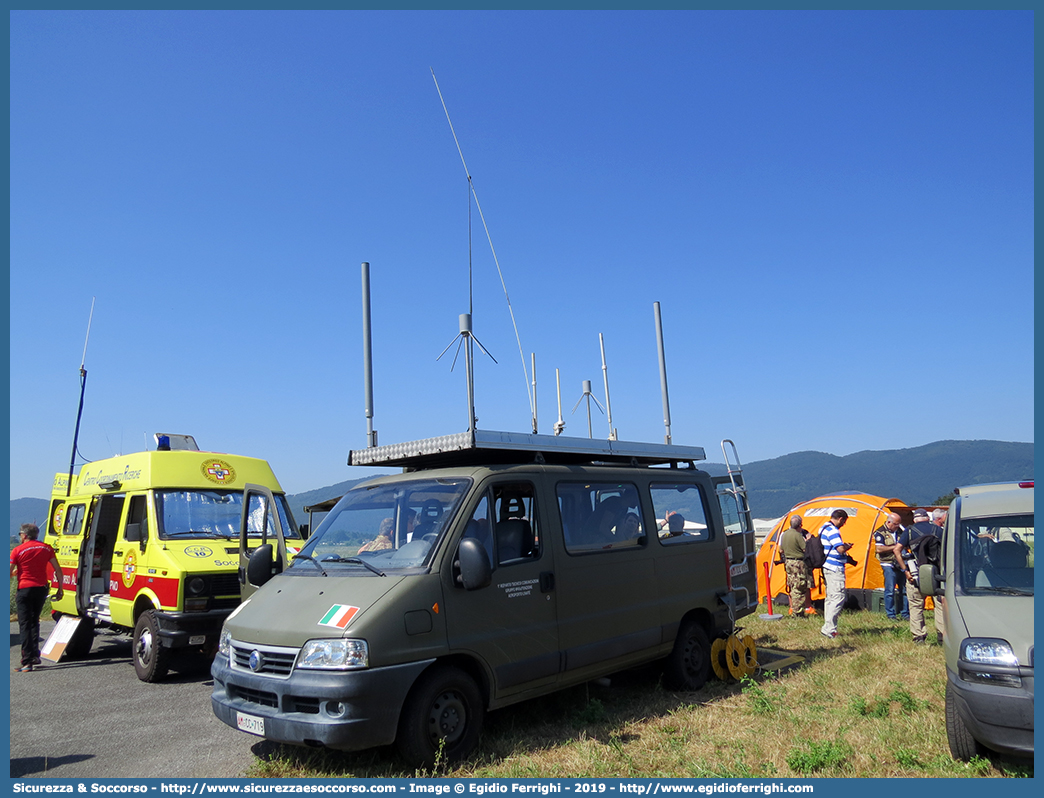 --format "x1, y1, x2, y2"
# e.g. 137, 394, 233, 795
67, 297, 96, 496
431, 68, 535, 425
